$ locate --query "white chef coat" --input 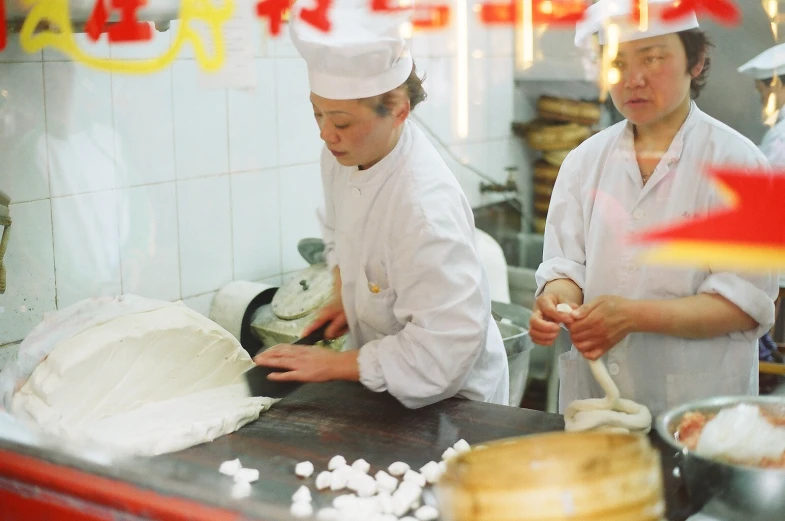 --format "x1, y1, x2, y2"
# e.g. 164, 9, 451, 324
760, 107, 785, 168
319, 120, 509, 409
759, 107, 785, 288
536, 102, 778, 417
